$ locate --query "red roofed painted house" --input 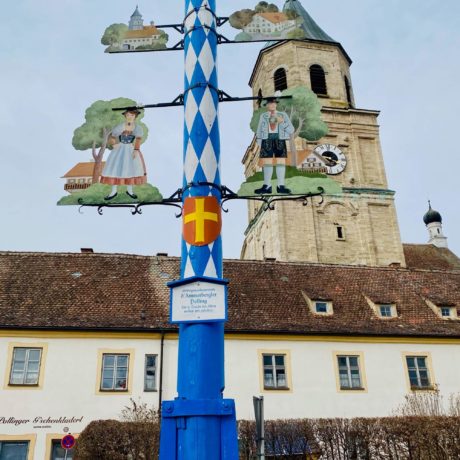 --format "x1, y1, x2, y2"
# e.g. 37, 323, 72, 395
61, 161, 105, 194
243, 12, 297, 36
122, 6, 162, 51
